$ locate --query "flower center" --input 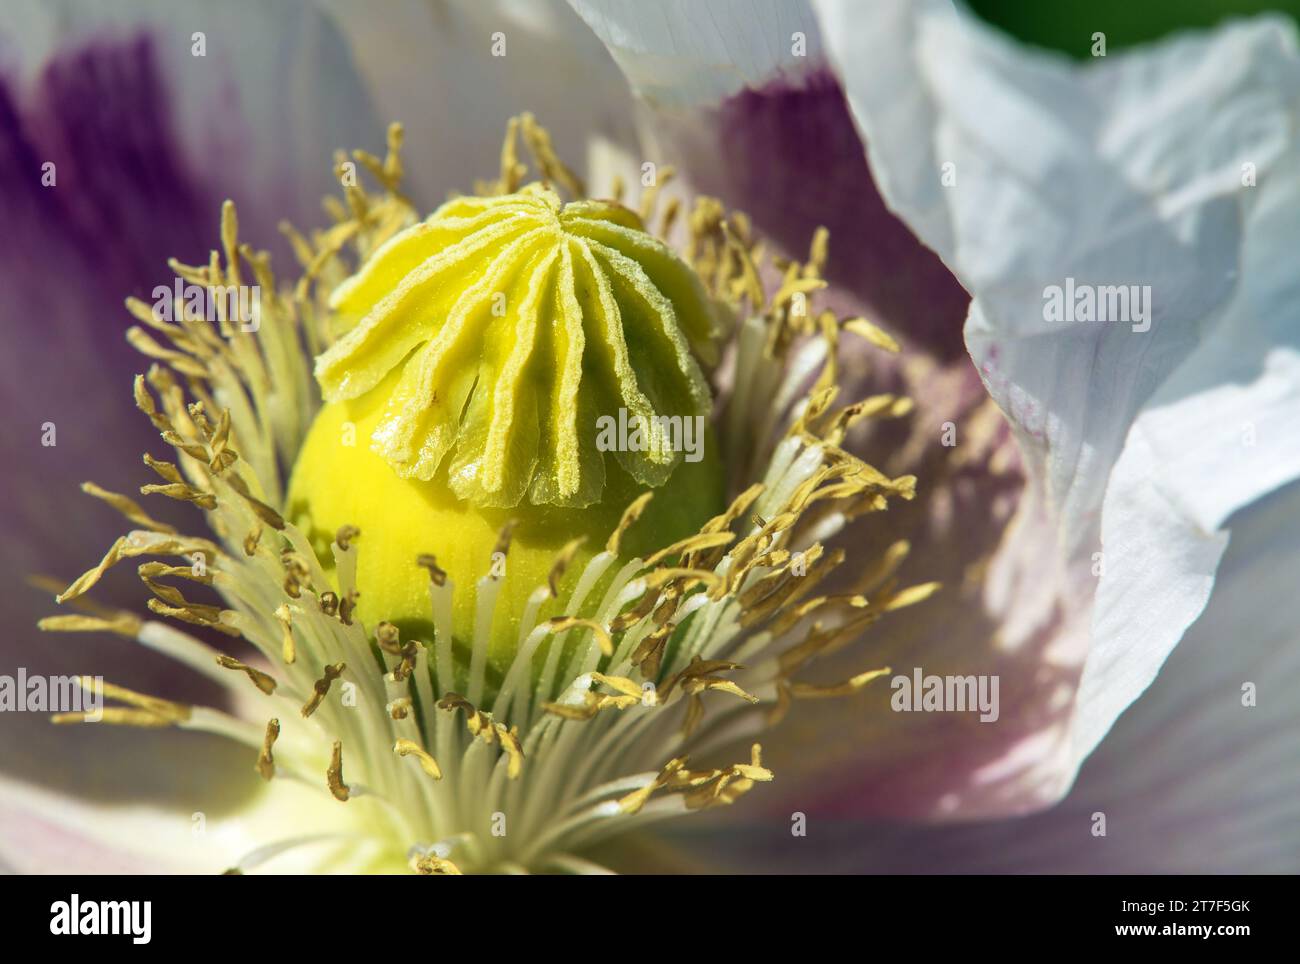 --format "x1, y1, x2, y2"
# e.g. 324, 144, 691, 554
43, 116, 934, 874
288, 183, 731, 688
